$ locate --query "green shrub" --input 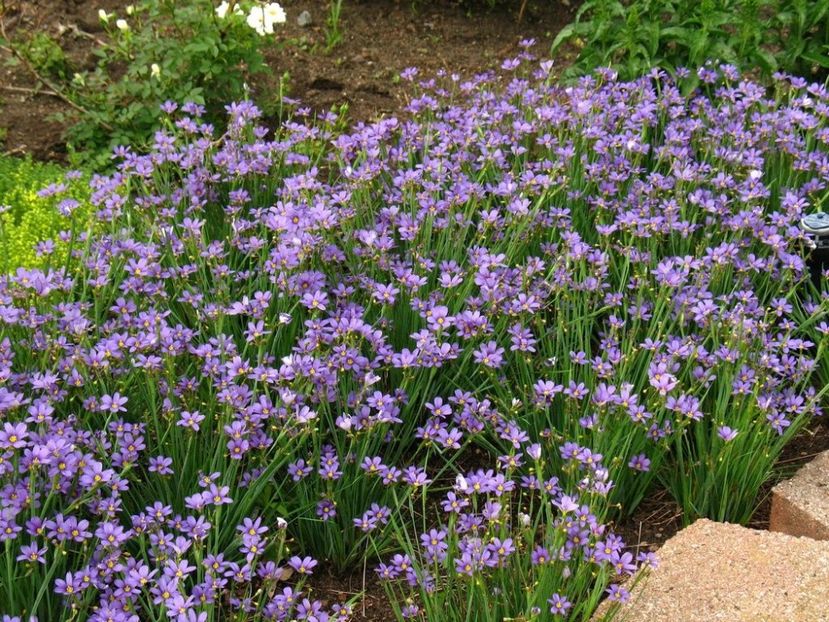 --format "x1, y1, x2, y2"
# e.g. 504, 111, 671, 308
2, 1, 288, 168
0, 155, 92, 271
553, 0, 829, 83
